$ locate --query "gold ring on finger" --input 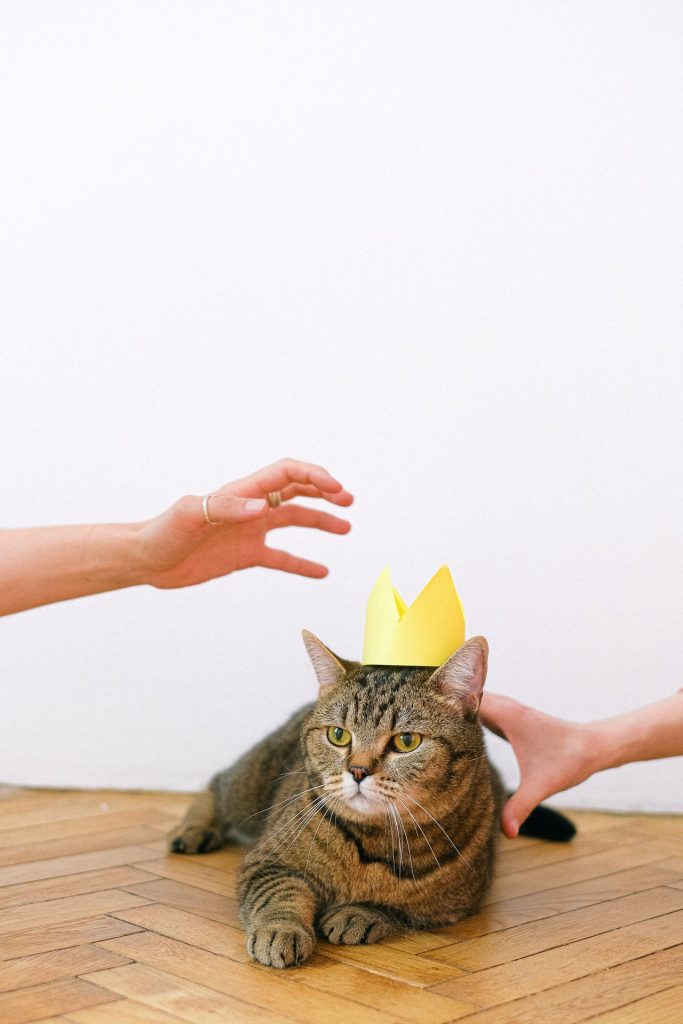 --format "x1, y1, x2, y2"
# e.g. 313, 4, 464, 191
201, 494, 221, 526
